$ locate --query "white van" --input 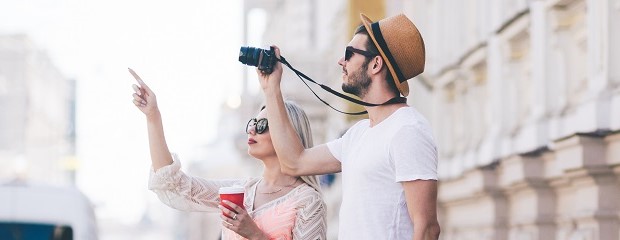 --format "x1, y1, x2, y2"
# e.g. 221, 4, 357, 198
0, 180, 98, 240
